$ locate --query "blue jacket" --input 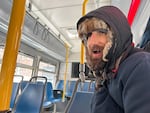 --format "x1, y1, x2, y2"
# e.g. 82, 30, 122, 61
91, 51, 150, 113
